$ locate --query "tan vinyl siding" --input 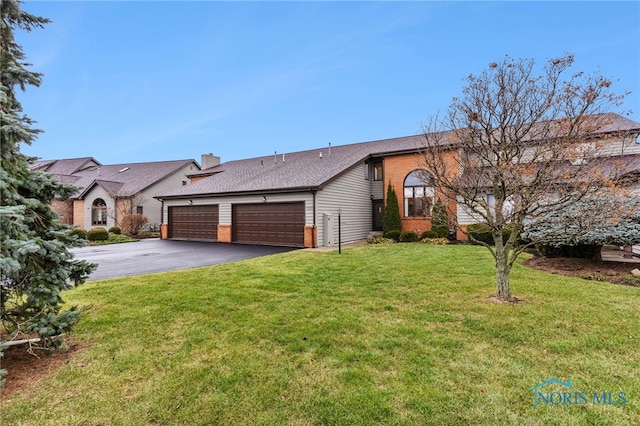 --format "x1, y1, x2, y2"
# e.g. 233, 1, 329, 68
84, 186, 116, 229
596, 136, 640, 157
316, 162, 372, 247
140, 163, 196, 228
456, 196, 484, 225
